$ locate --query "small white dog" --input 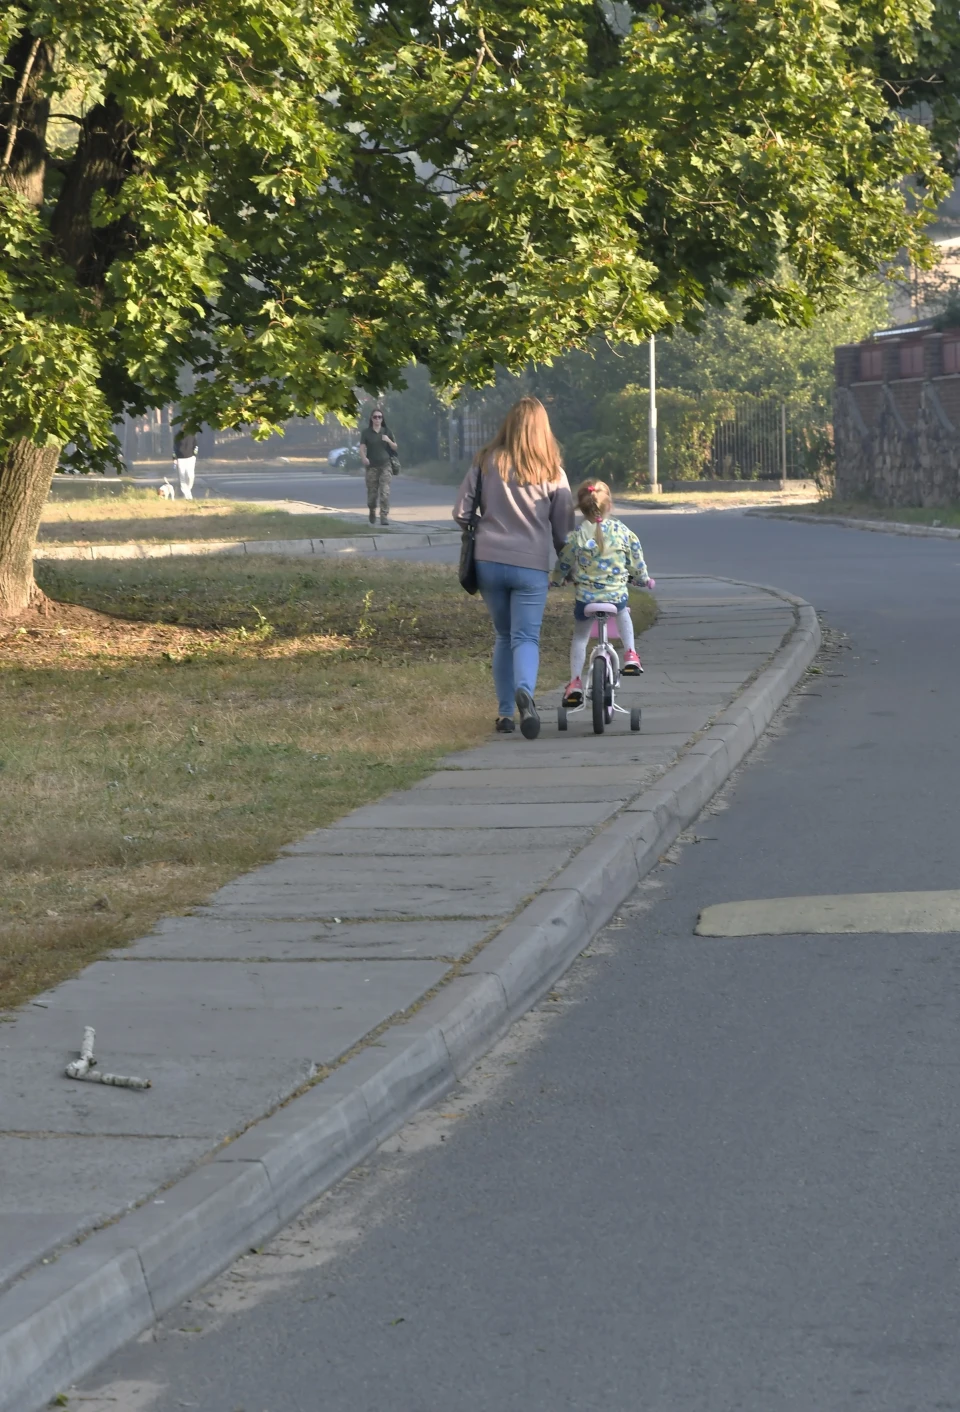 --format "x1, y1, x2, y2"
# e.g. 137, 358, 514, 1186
158, 479, 175, 500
